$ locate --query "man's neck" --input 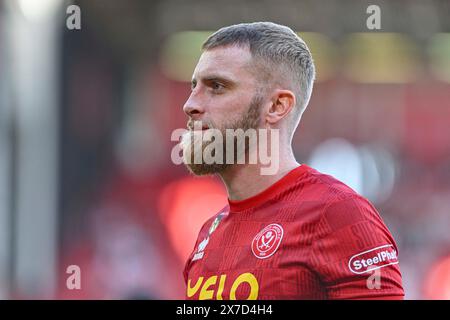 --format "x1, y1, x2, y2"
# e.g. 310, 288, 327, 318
219, 153, 300, 201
